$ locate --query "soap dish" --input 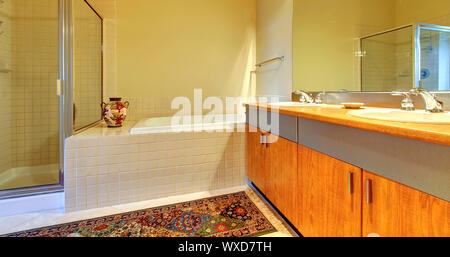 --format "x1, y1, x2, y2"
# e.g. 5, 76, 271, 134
342, 103, 364, 109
